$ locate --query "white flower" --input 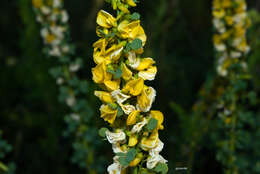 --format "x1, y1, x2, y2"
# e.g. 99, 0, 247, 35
107, 162, 122, 174
217, 65, 228, 77
41, 6, 51, 15
71, 113, 80, 121
131, 118, 148, 133
149, 139, 164, 156
61, 10, 69, 23
66, 95, 76, 107
147, 154, 168, 169
62, 45, 70, 53
230, 51, 242, 59
120, 104, 135, 115
136, 87, 156, 112
53, 0, 62, 8
69, 63, 80, 72
56, 77, 64, 85
49, 47, 61, 57
111, 90, 130, 104
214, 43, 226, 51
127, 51, 140, 69
138, 66, 157, 81
213, 18, 226, 33
106, 130, 126, 144
36, 15, 43, 23
40, 28, 48, 38
50, 26, 65, 40
112, 143, 127, 154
